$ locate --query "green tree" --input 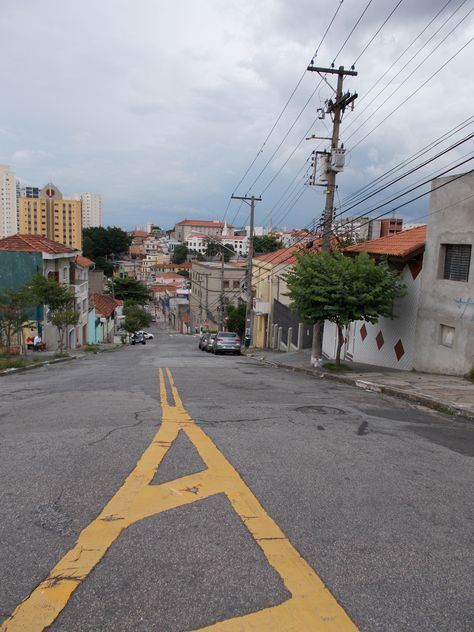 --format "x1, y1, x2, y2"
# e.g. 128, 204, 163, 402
29, 275, 79, 353
122, 303, 152, 334
0, 288, 36, 355
253, 235, 283, 254
225, 303, 246, 336
286, 251, 405, 367
107, 277, 152, 305
172, 244, 188, 264
204, 239, 234, 262
82, 226, 132, 271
